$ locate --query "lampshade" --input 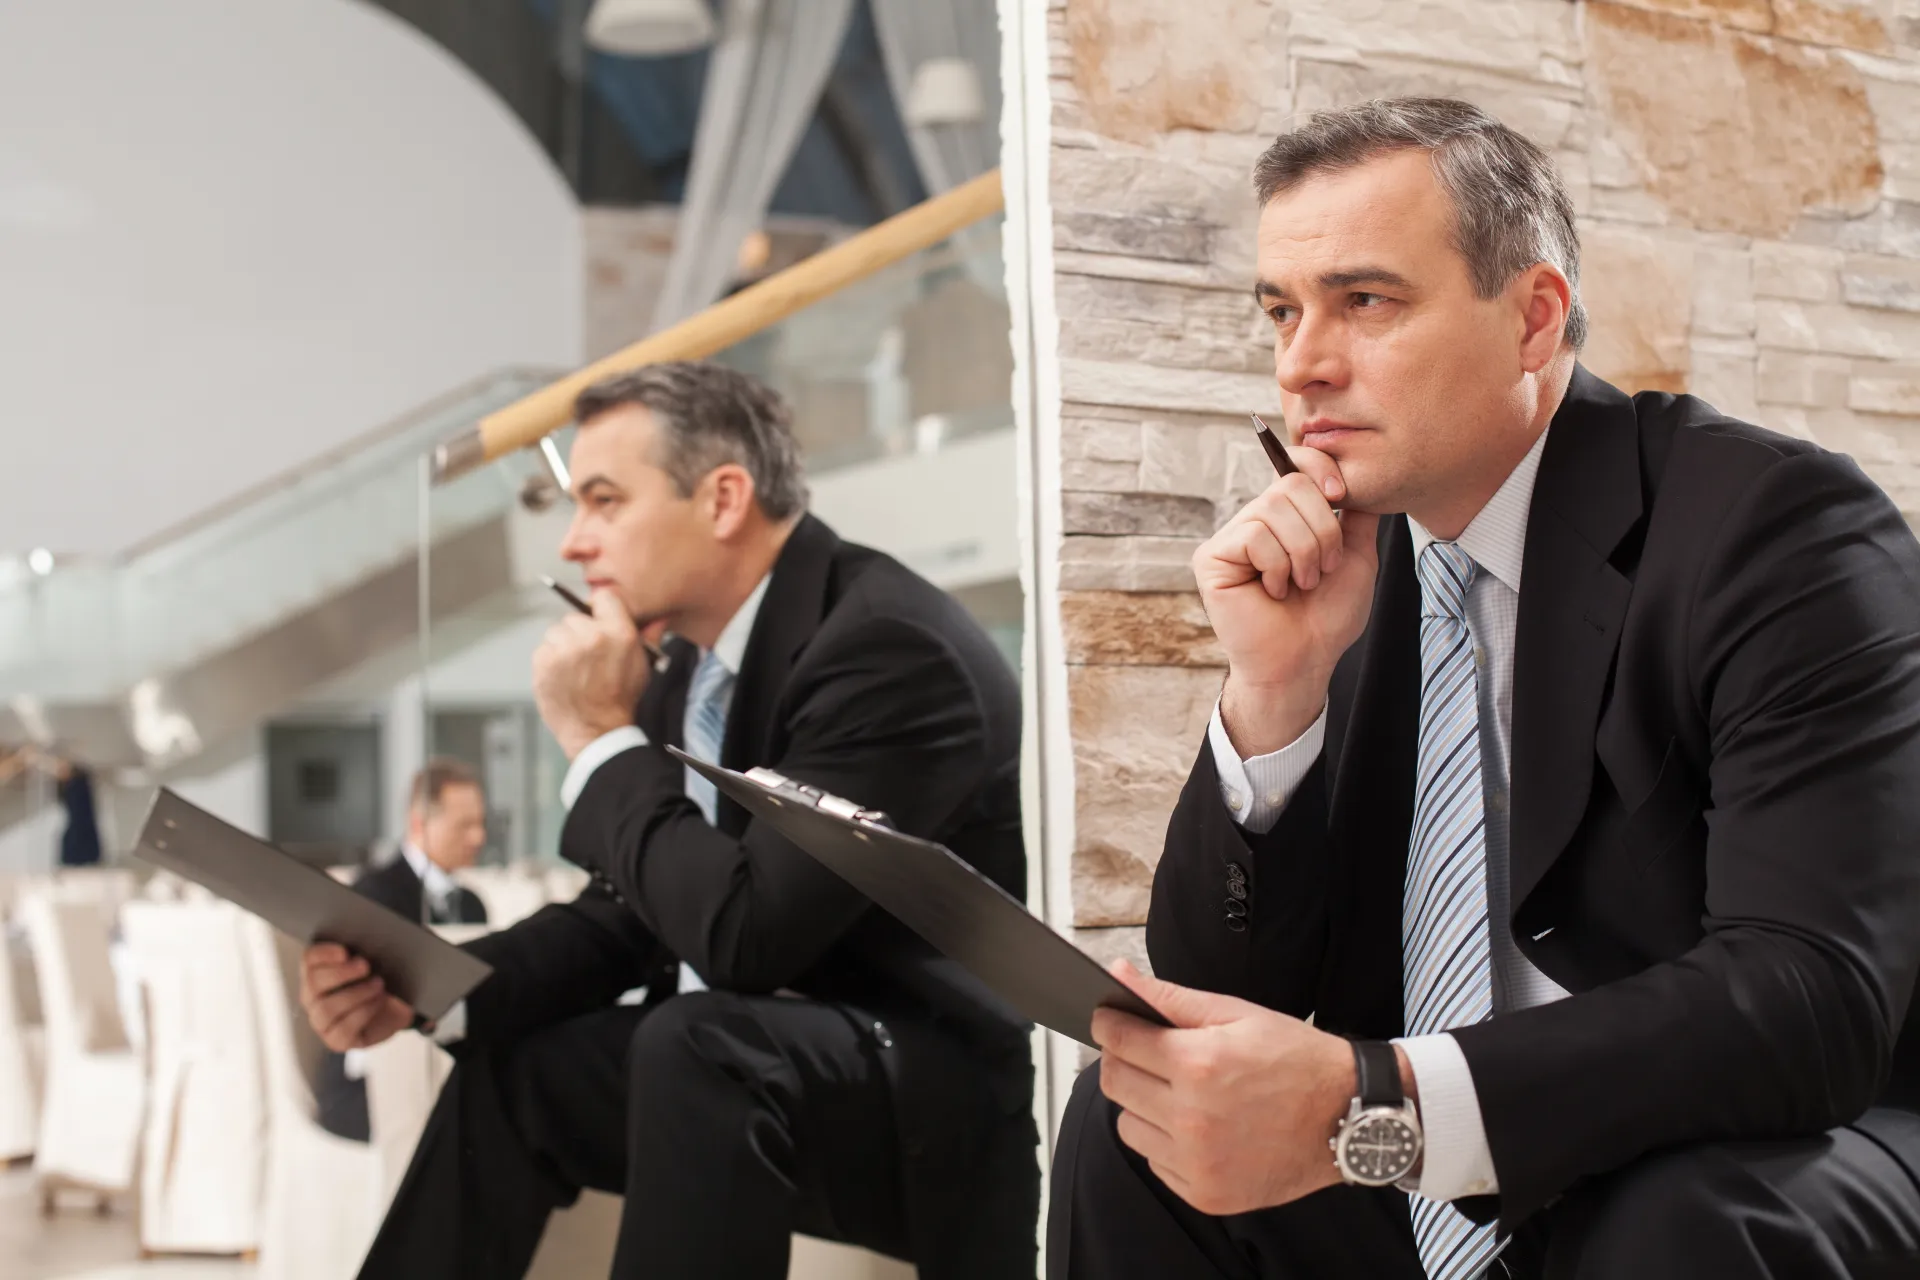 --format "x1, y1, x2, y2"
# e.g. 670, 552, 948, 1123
585, 0, 716, 57
903, 56, 984, 128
